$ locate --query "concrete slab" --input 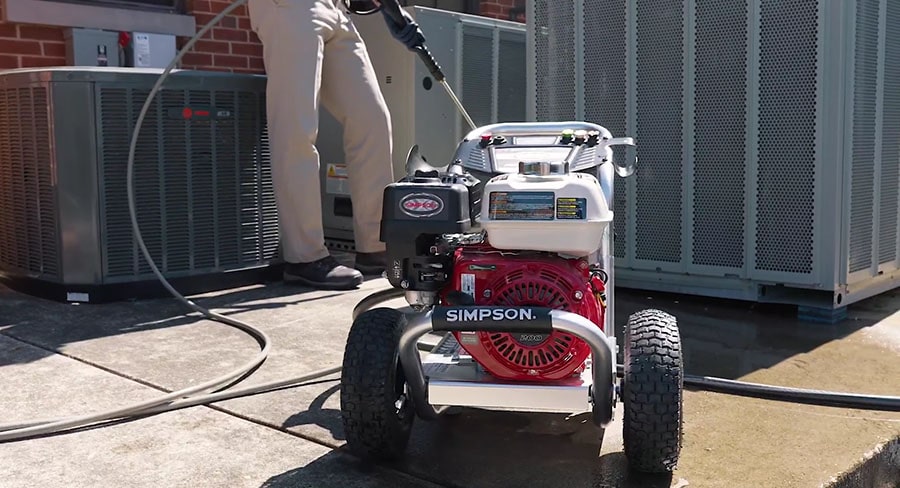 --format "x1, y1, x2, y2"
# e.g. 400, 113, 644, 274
0, 335, 438, 488
2, 277, 900, 488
